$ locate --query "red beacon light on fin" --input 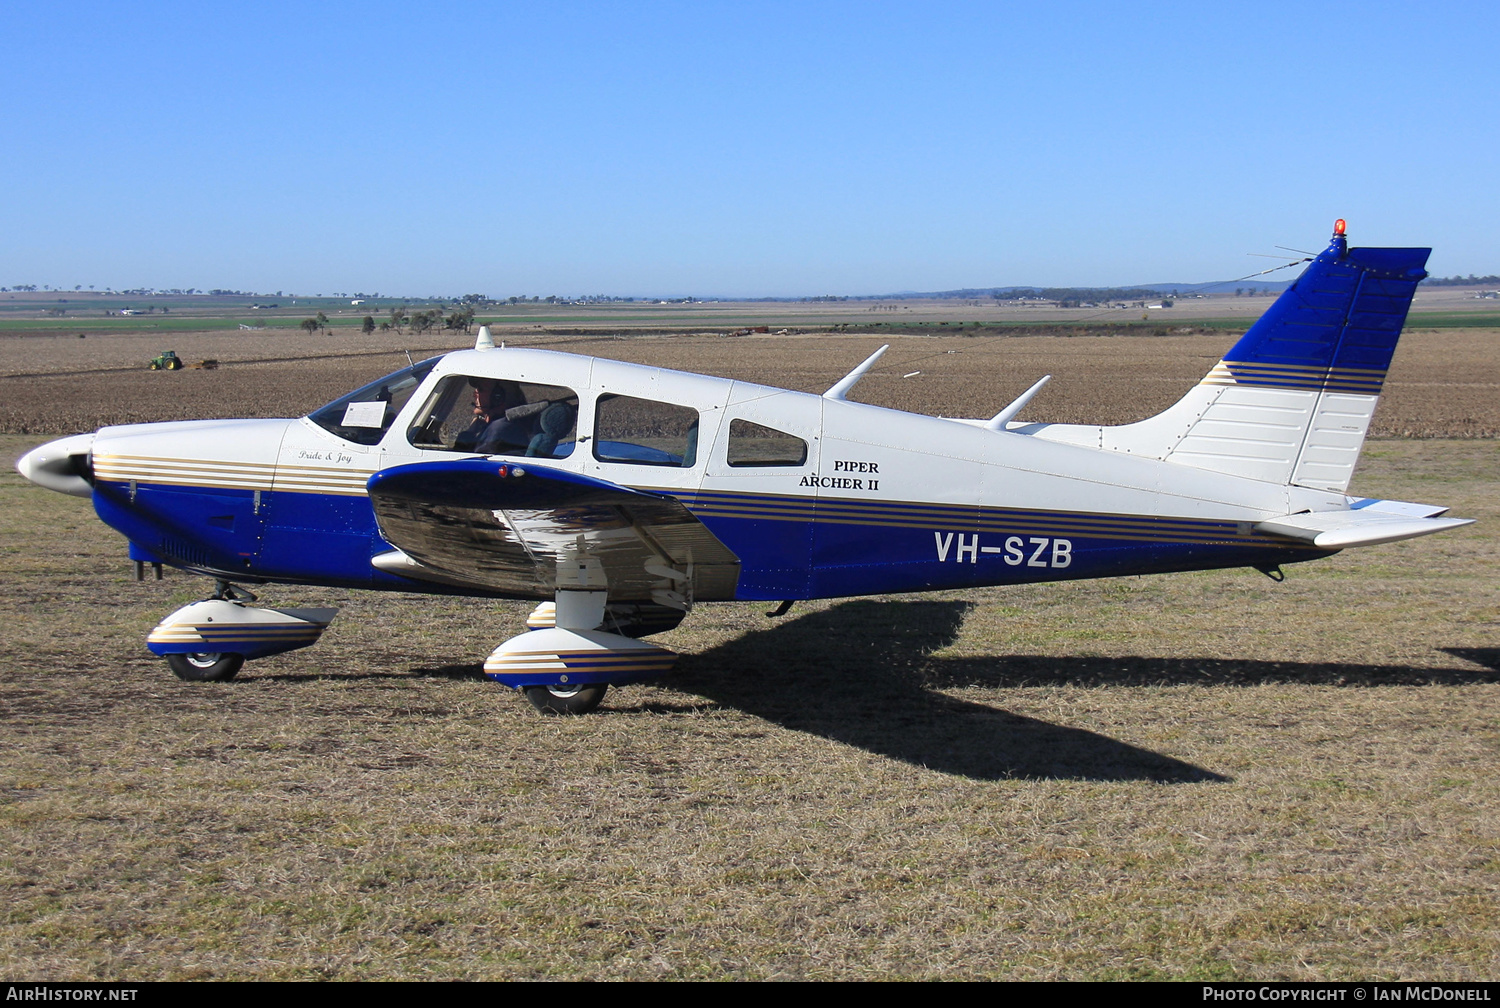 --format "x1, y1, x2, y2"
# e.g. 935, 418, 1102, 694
1333, 219, 1347, 236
